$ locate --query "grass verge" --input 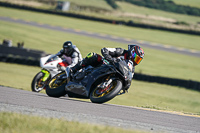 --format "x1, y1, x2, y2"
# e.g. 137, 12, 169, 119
0, 112, 145, 133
